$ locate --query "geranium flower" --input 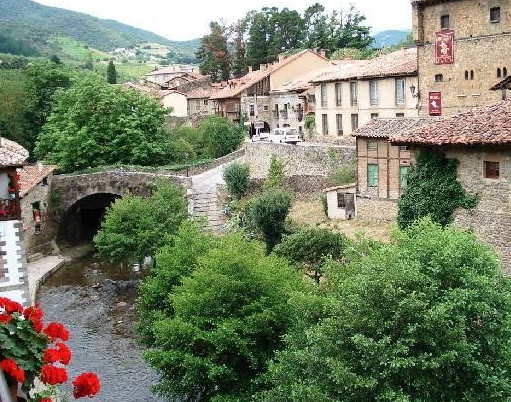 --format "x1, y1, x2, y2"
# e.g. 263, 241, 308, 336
23, 305, 44, 332
43, 322, 69, 342
0, 313, 12, 324
38, 398, 52, 402
43, 348, 61, 364
41, 364, 68, 385
0, 297, 23, 314
72, 372, 101, 398
56, 343, 72, 365
0, 358, 25, 383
